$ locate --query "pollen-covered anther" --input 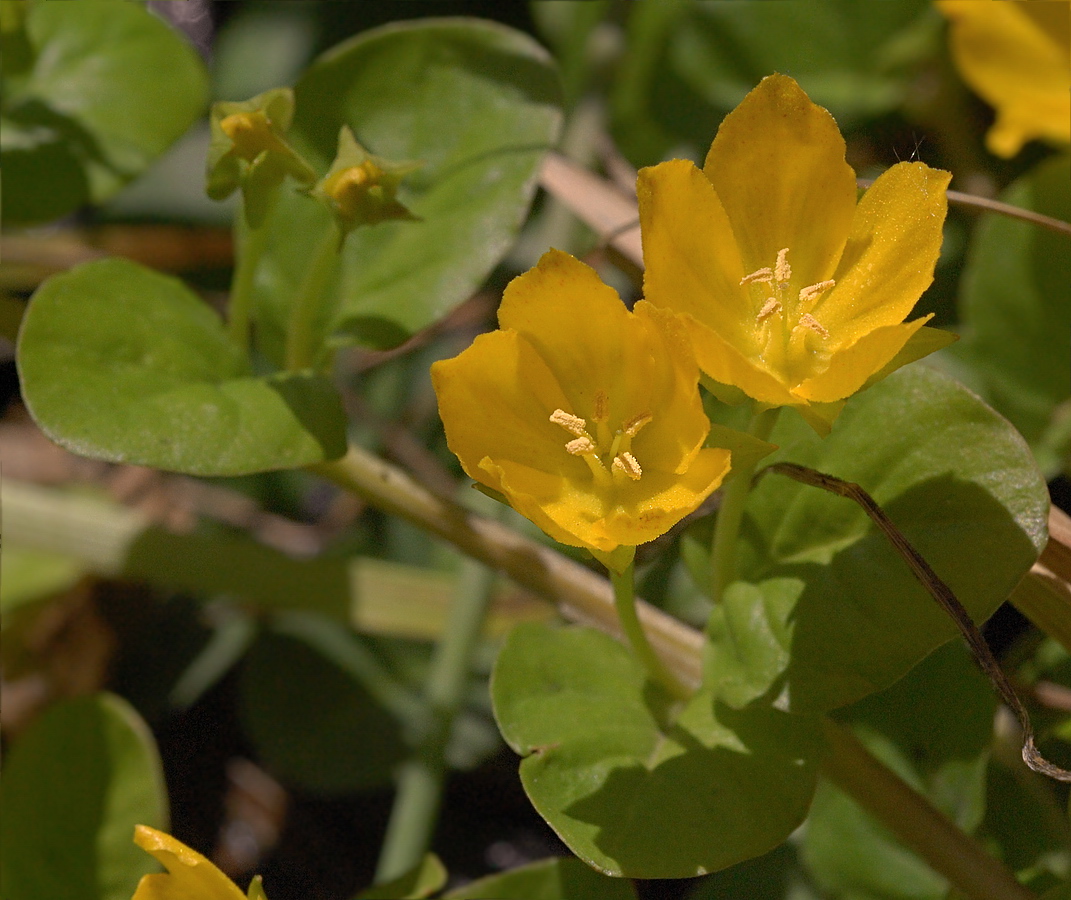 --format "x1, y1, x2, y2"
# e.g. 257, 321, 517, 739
797, 313, 830, 338
774, 248, 792, 284
622, 412, 653, 437
566, 436, 596, 455
550, 409, 589, 437
740, 267, 774, 286
612, 451, 643, 480
798, 280, 836, 304
756, 297, 782, 323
